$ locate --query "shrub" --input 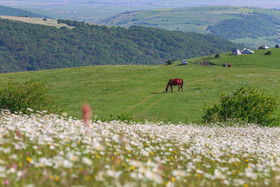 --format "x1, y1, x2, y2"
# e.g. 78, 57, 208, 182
166, 59, 174, 65
0, 79, 61, 115
215, 54, 220, 58
265, 51, 272, 55
202, 87, 279, 126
